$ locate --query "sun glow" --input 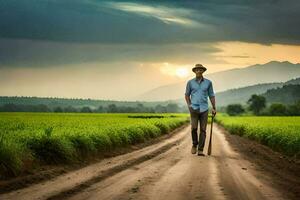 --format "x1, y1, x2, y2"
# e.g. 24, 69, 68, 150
175, 68, 189, 78
159, 63, 190, 78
